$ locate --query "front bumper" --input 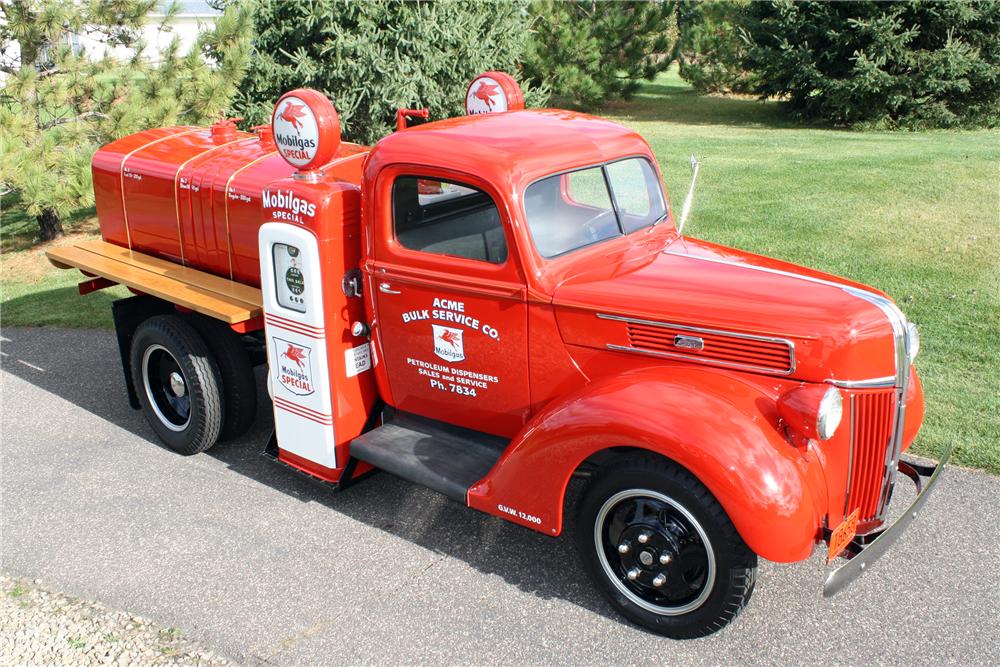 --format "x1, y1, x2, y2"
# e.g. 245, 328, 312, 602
823, 441, 953, 597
